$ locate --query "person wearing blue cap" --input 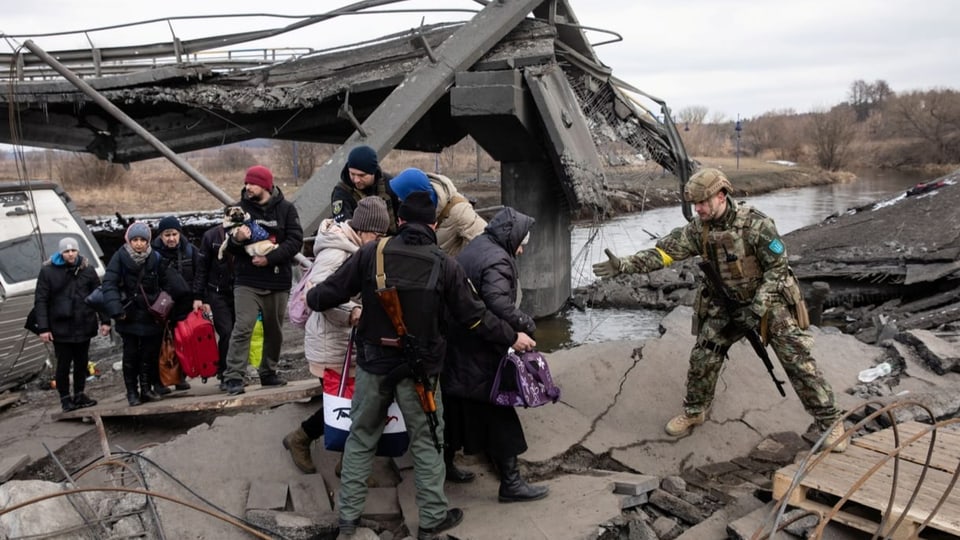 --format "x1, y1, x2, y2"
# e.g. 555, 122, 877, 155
331, 145, 400, 234
389, 167, 486, 257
